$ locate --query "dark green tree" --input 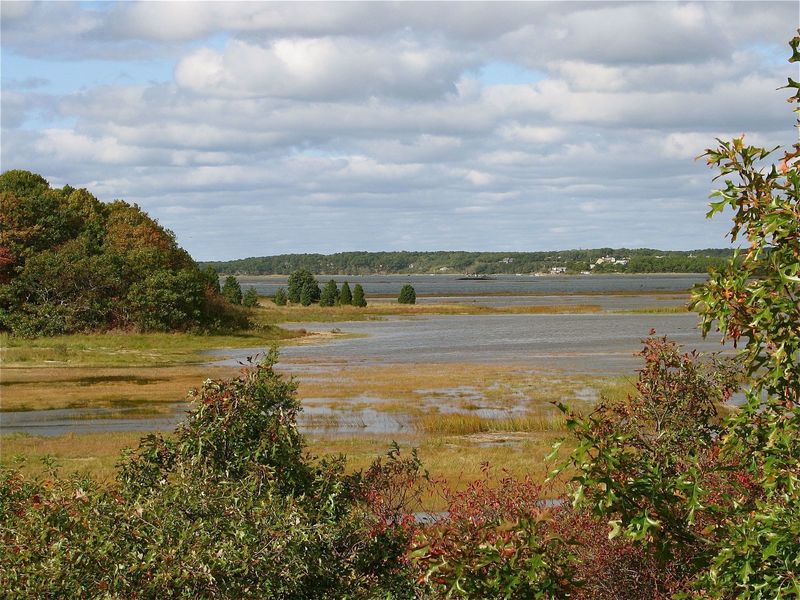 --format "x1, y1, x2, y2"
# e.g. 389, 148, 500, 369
203, 266, 221, 293
222, 275, 243, 305
319, 280, 339, 307
352, 284, 367, 307
241, 287, 259, 308
273, 287, 288, 306
299, 282, 316, 306
287, 269, 319, 303
127, 269, 207, 332
398, 284, 416, 304
340, 281, 352, 305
